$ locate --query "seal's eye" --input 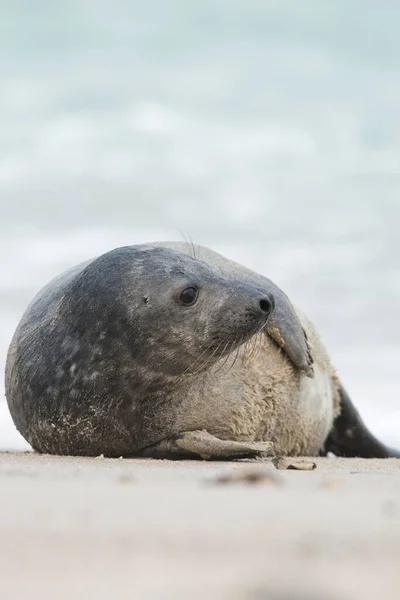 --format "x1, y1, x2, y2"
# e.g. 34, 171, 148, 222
179, 286, 198, 306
